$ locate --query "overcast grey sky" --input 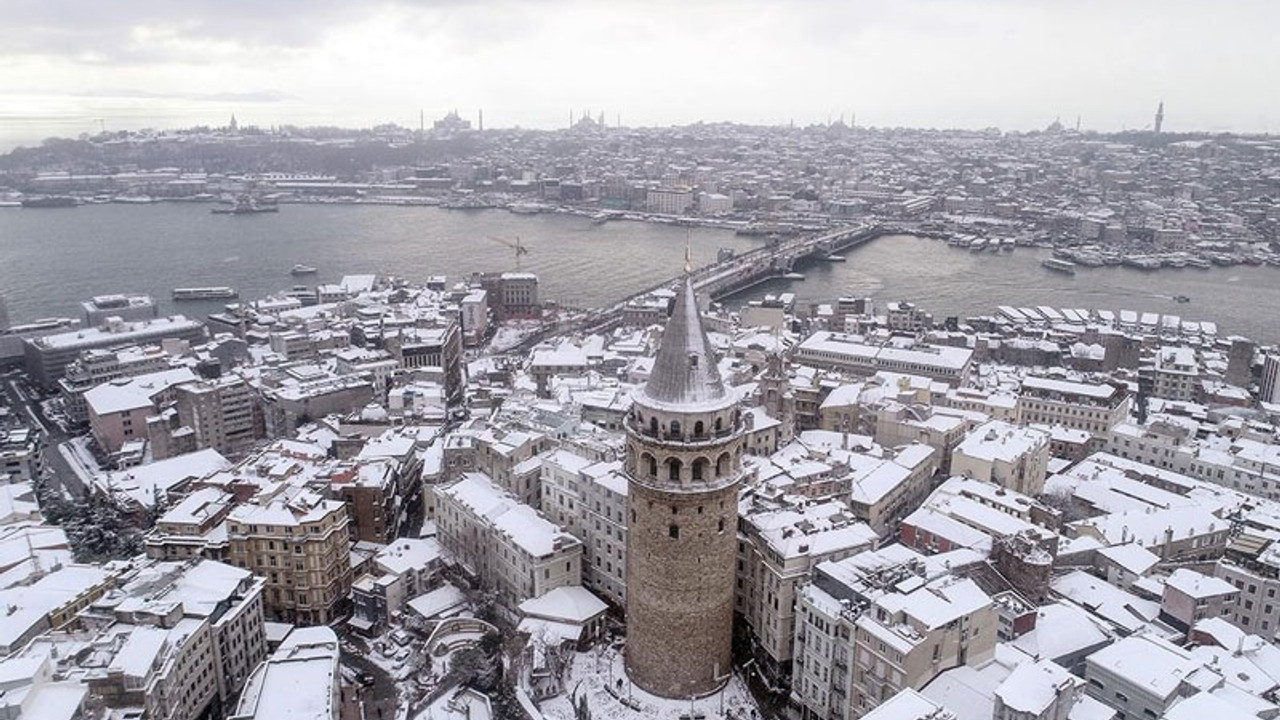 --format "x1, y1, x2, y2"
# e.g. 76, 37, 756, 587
1, 0, 1277, 147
